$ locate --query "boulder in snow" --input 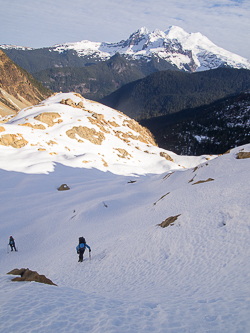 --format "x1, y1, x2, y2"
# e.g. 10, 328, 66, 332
58, 184, 70, 191
7, 268, 57, 286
